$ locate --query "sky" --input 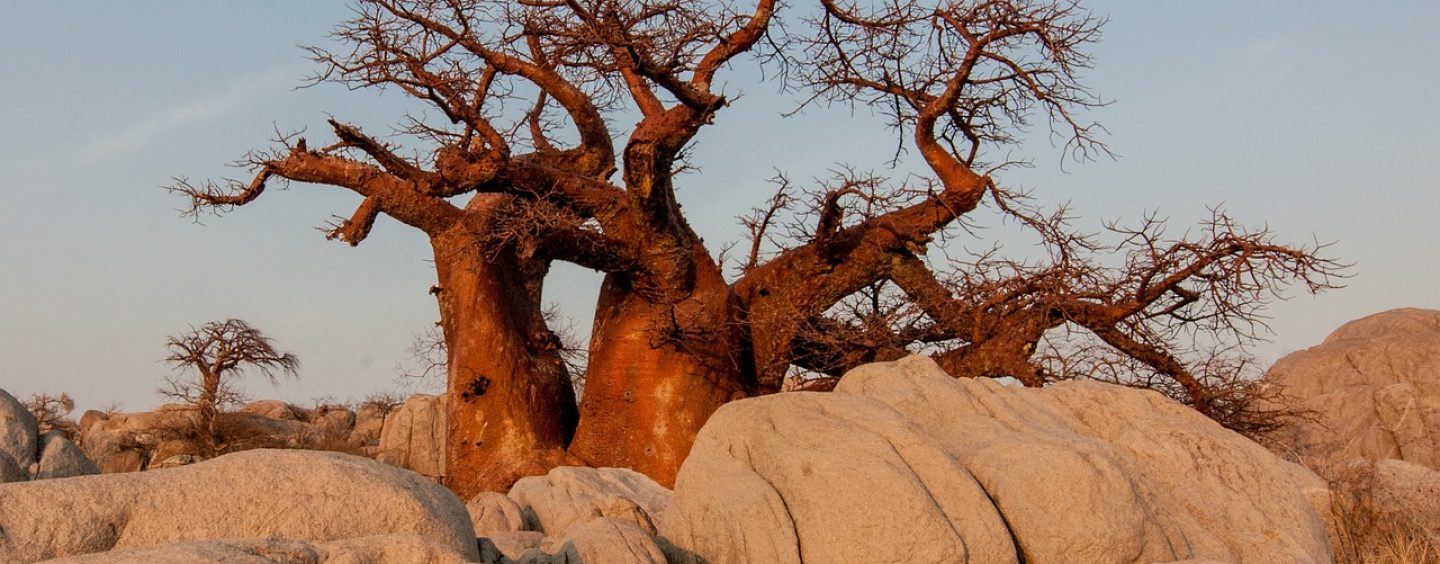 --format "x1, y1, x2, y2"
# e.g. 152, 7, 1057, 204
2, 2, 1436, 413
